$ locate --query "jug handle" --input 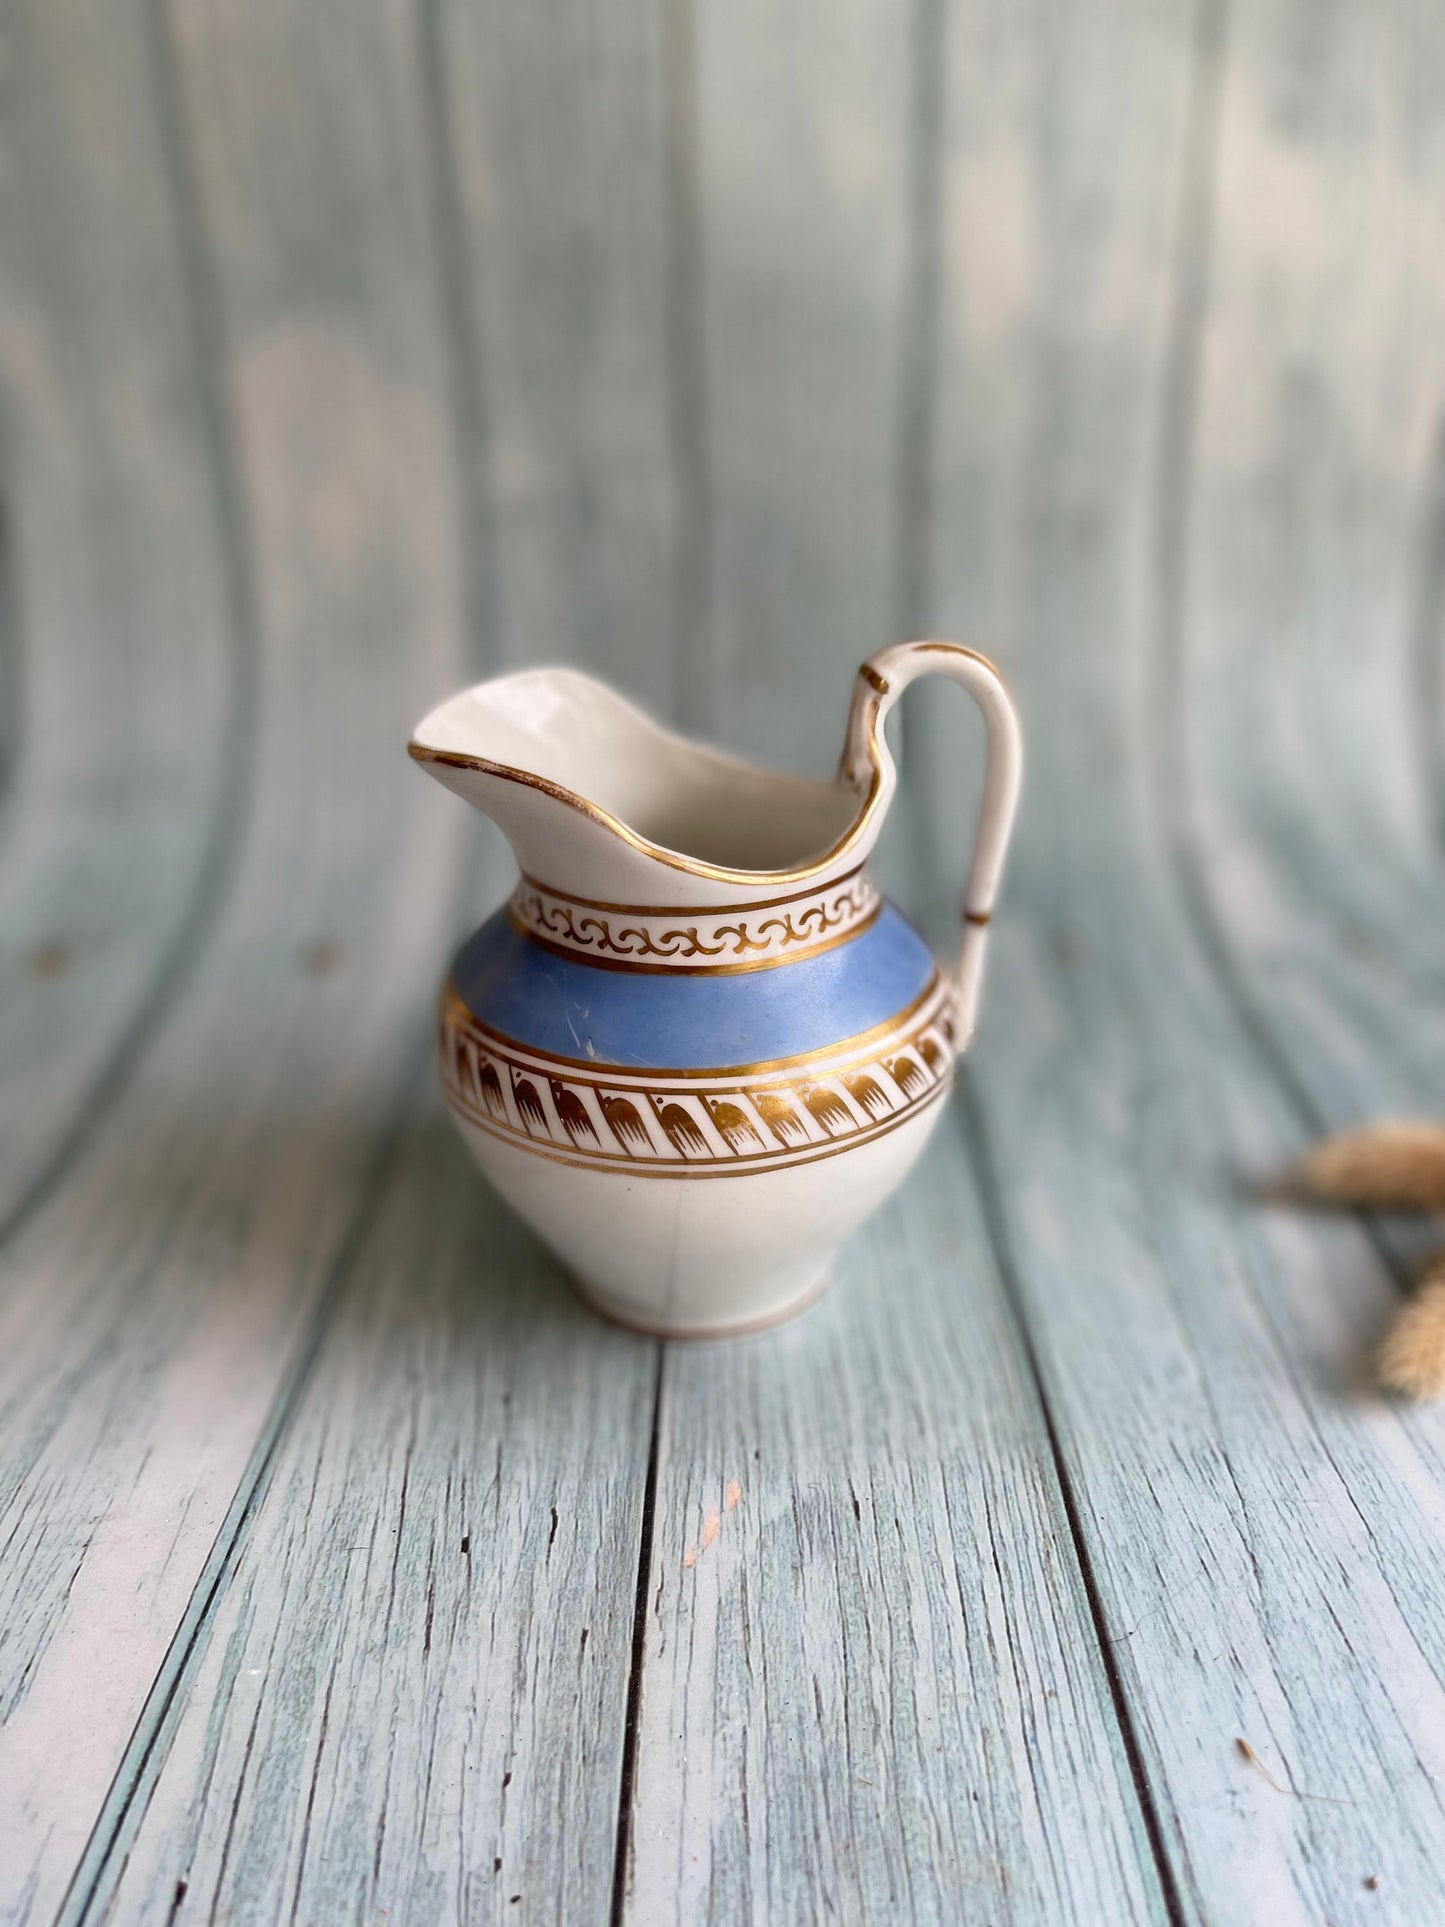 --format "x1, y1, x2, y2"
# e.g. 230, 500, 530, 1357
842, 641, 1023, 1055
